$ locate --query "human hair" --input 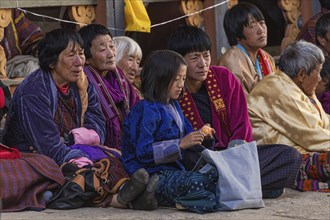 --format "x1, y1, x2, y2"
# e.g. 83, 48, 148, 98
167, 25, 211, 57
141, 50, 187, 104
320, 57, 330, 90
278, 40, 325, 78
223, 2, 265, 46
316, 13, 330, 44
78, 24, 112, 59
113, 36, 142, 64
319, 0, 330, 10
37, 28, 84, 72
